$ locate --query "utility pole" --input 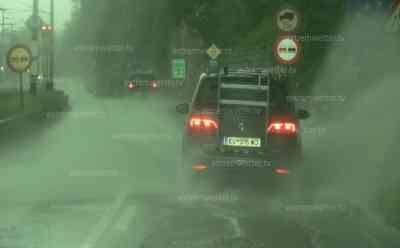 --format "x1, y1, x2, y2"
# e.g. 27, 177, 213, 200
0, 8, 10, 70
0, 8, 6, 51
29, 0, 40, 94
33, 0, 39, 40
48, 0, 54, 90
0, 8, 5, 40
